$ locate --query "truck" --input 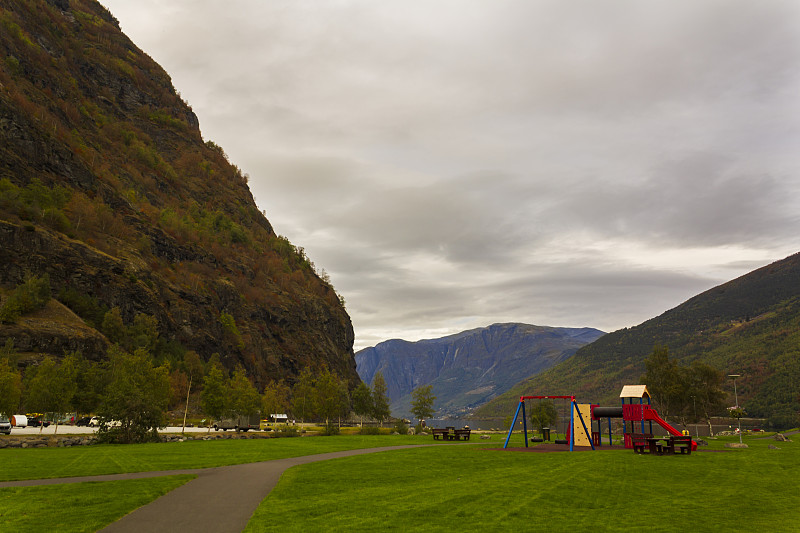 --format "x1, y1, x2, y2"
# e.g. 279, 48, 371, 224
212, 414, 261, 432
